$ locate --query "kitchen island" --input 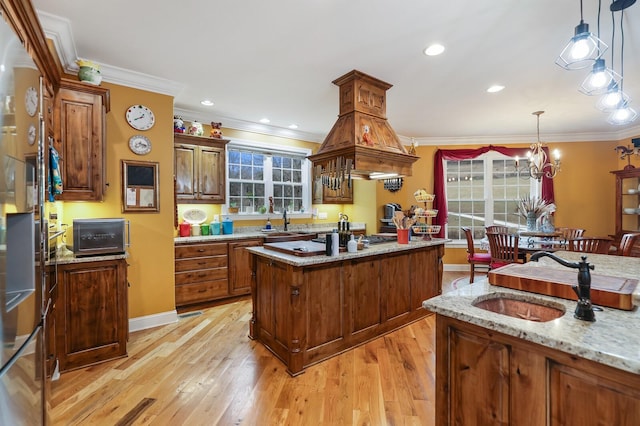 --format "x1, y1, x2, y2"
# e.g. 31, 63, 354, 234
247, 239, 446, 375
423, 251, 640, 425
